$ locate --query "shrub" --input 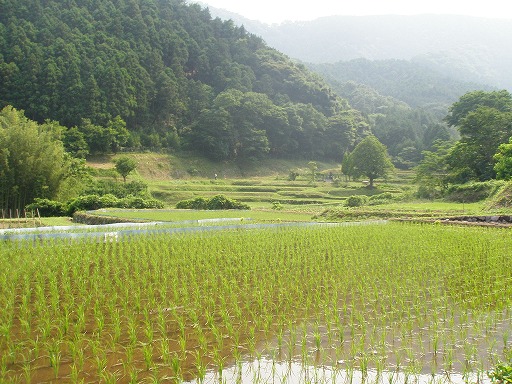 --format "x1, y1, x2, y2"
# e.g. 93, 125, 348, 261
120, 196, 164, 209
66, 194, 104, 214
368, 192, 397, 205
488, 361, 512, 384
25, 198, 67, 217
288, 170, 299, 181
66, 193, 164, 214
176, 194, 250, 210
176, 197, 208, 210
415, 184, 444, 200
272, 201, 283, 210
345, 195, 368, 207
